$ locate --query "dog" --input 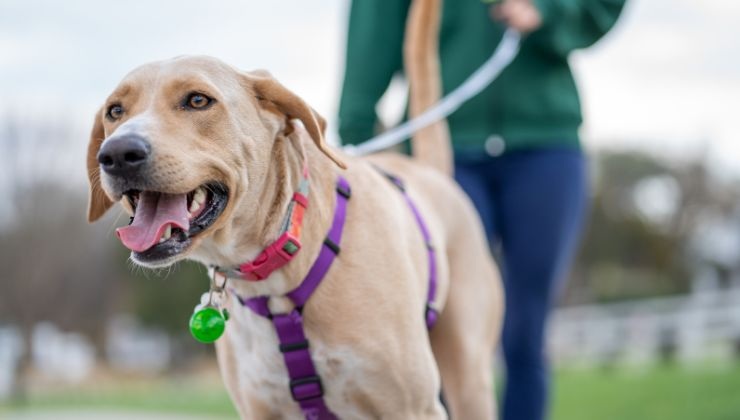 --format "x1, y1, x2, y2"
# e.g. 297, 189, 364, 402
86, 1, 502, 418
